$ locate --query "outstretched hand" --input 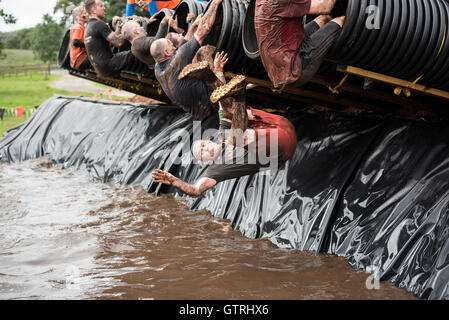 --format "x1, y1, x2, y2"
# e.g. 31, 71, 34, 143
152, 169, 176, 185
214, 51, 228, 71
186, 13, 196, 24
149, 12, 159, 24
